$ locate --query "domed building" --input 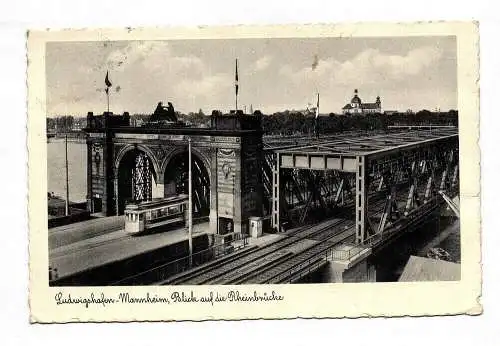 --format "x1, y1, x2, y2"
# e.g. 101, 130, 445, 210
342, 89, 382, 115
